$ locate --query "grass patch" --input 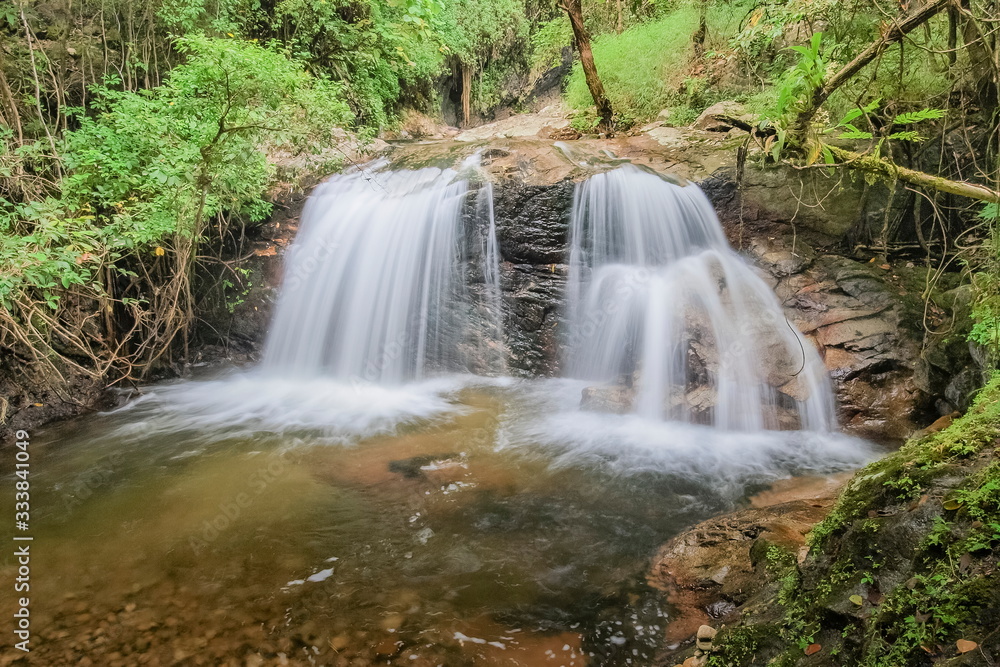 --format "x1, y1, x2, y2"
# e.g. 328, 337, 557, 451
565, 6, 701, 122
565, 0, 755, 123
